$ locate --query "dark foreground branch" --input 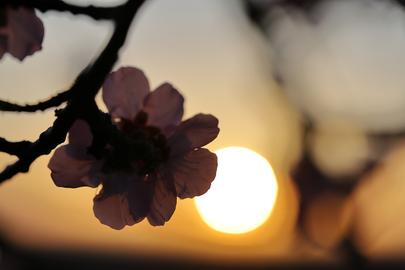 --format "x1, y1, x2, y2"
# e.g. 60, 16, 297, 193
0, 90, 71, 112
0, 138, 31, 157
0, 109, 74, 181
0, 0, 146, 183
